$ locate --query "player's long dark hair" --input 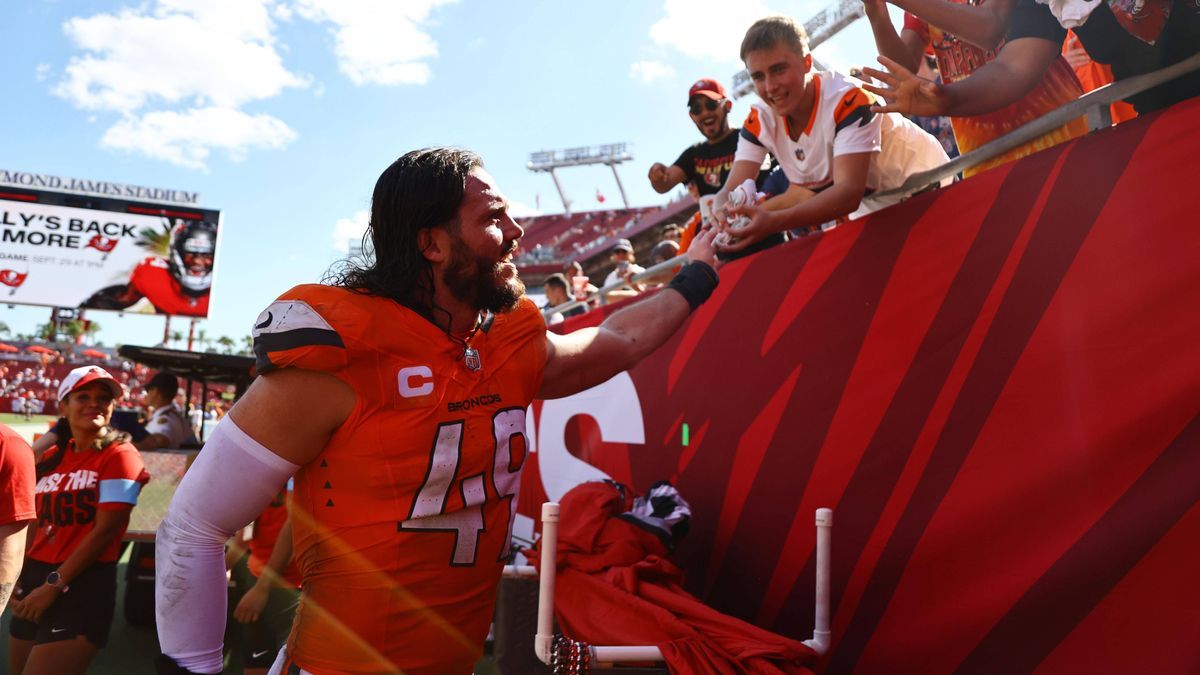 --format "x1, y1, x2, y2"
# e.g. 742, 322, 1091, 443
326, 147, 481, 323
